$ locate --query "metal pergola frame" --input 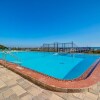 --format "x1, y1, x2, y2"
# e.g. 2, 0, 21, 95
42, 42, 77, 52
